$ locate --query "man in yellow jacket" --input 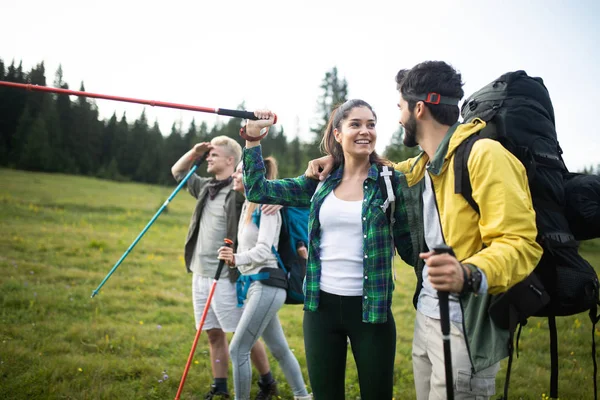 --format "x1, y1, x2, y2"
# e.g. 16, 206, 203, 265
307, 61, 543, 399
